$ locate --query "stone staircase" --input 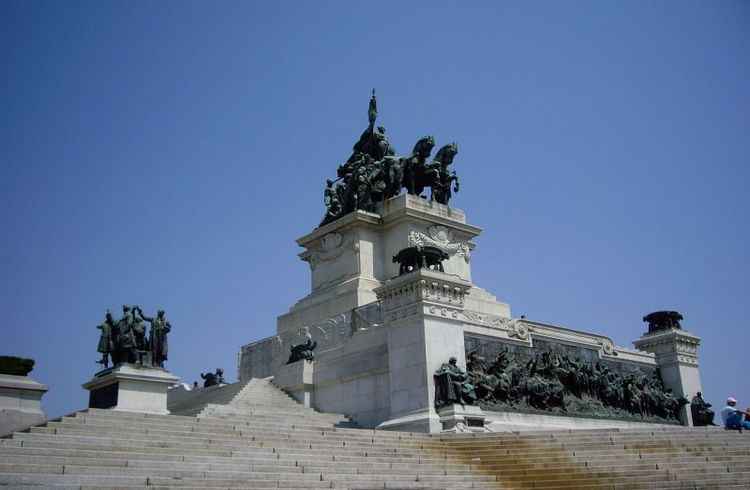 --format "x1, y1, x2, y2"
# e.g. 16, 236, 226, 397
167, 382, 249, 417
0, 377, 748, 489
183, 378, 356, 428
